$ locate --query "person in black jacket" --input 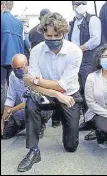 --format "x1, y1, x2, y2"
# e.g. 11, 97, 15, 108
29, 9, 51, 49
99, 1, 107, 44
